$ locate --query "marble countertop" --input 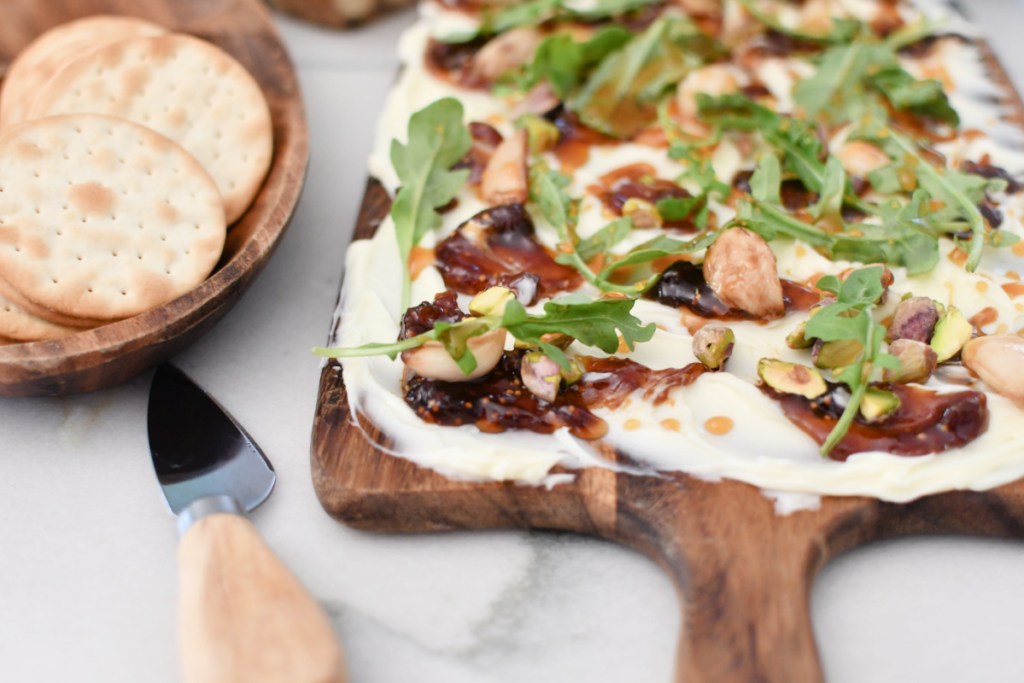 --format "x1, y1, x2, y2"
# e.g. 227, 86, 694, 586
3, 3, 1024, 682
